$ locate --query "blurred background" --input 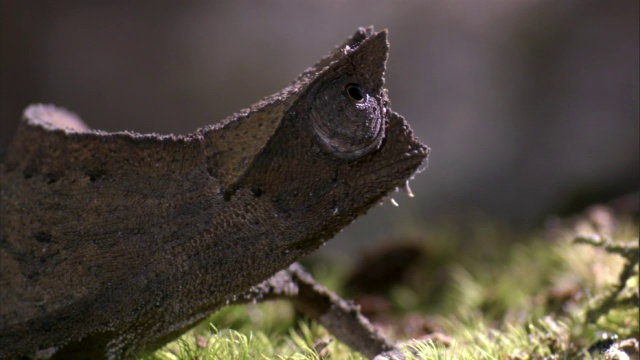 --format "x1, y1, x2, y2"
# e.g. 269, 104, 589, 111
1, 0, 638, 258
